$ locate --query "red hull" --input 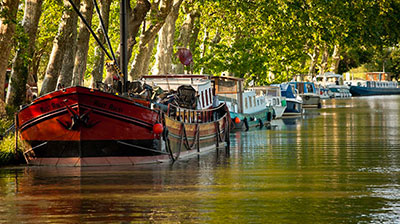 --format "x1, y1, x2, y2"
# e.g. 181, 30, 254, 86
17, 86, 166, 166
